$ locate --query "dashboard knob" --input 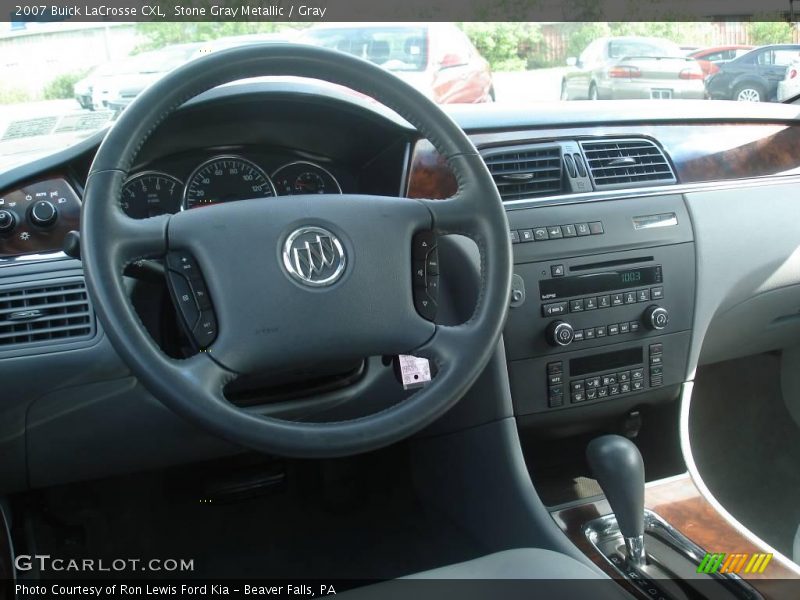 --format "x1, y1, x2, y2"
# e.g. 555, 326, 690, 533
546, 320, 574, 347
30, 200, 57, 227
0, 209, 16, 234
644, 305, 669, 330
